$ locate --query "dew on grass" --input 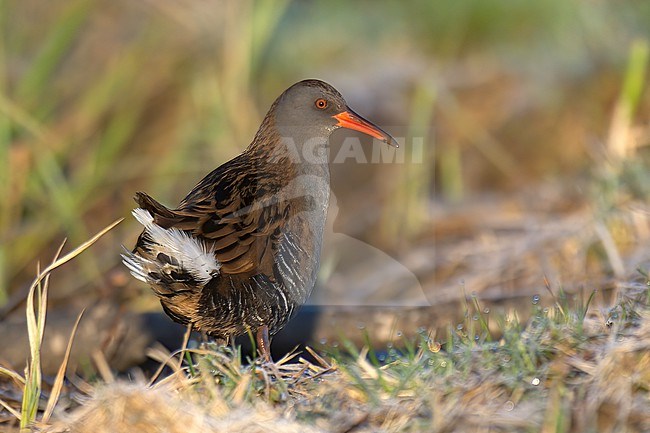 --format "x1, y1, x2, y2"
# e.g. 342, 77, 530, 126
532, 294, 540, 305
531, 377, 540, 386
483, 307, 490, 314
428, 340, 441, 352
